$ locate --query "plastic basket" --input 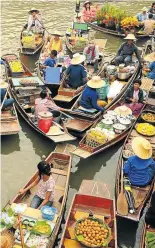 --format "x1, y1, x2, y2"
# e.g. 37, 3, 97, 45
41, 206, 57, 221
